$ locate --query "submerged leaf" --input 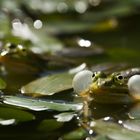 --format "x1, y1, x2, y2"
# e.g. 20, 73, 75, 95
38, 119, 63, 132
0, 78, 6, 89
21, 72, 74, 96
0, 107, 35, 123
3, 96, 83, 111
